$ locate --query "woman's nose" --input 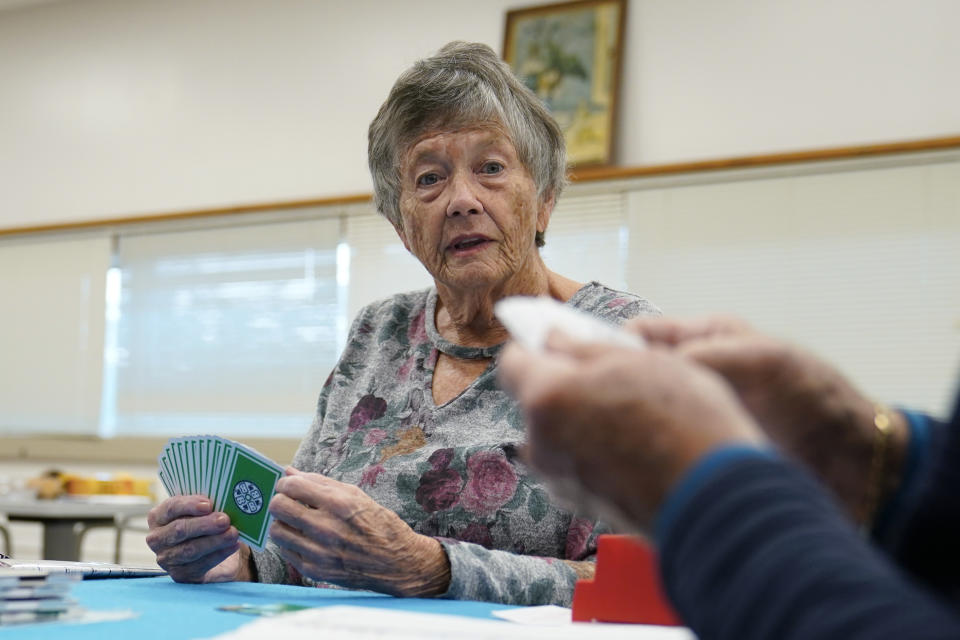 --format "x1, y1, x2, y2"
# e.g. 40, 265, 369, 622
445, 173, 482, 218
